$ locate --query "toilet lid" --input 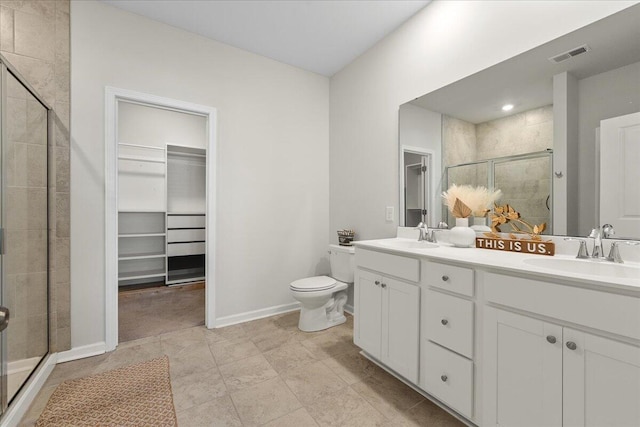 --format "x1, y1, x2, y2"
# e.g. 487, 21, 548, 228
290, 276, 336, 291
